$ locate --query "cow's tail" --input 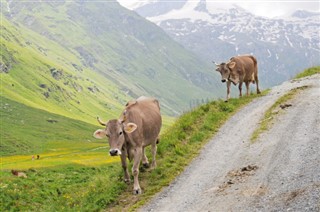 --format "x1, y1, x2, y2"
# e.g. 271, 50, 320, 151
250, 55, 258, 84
